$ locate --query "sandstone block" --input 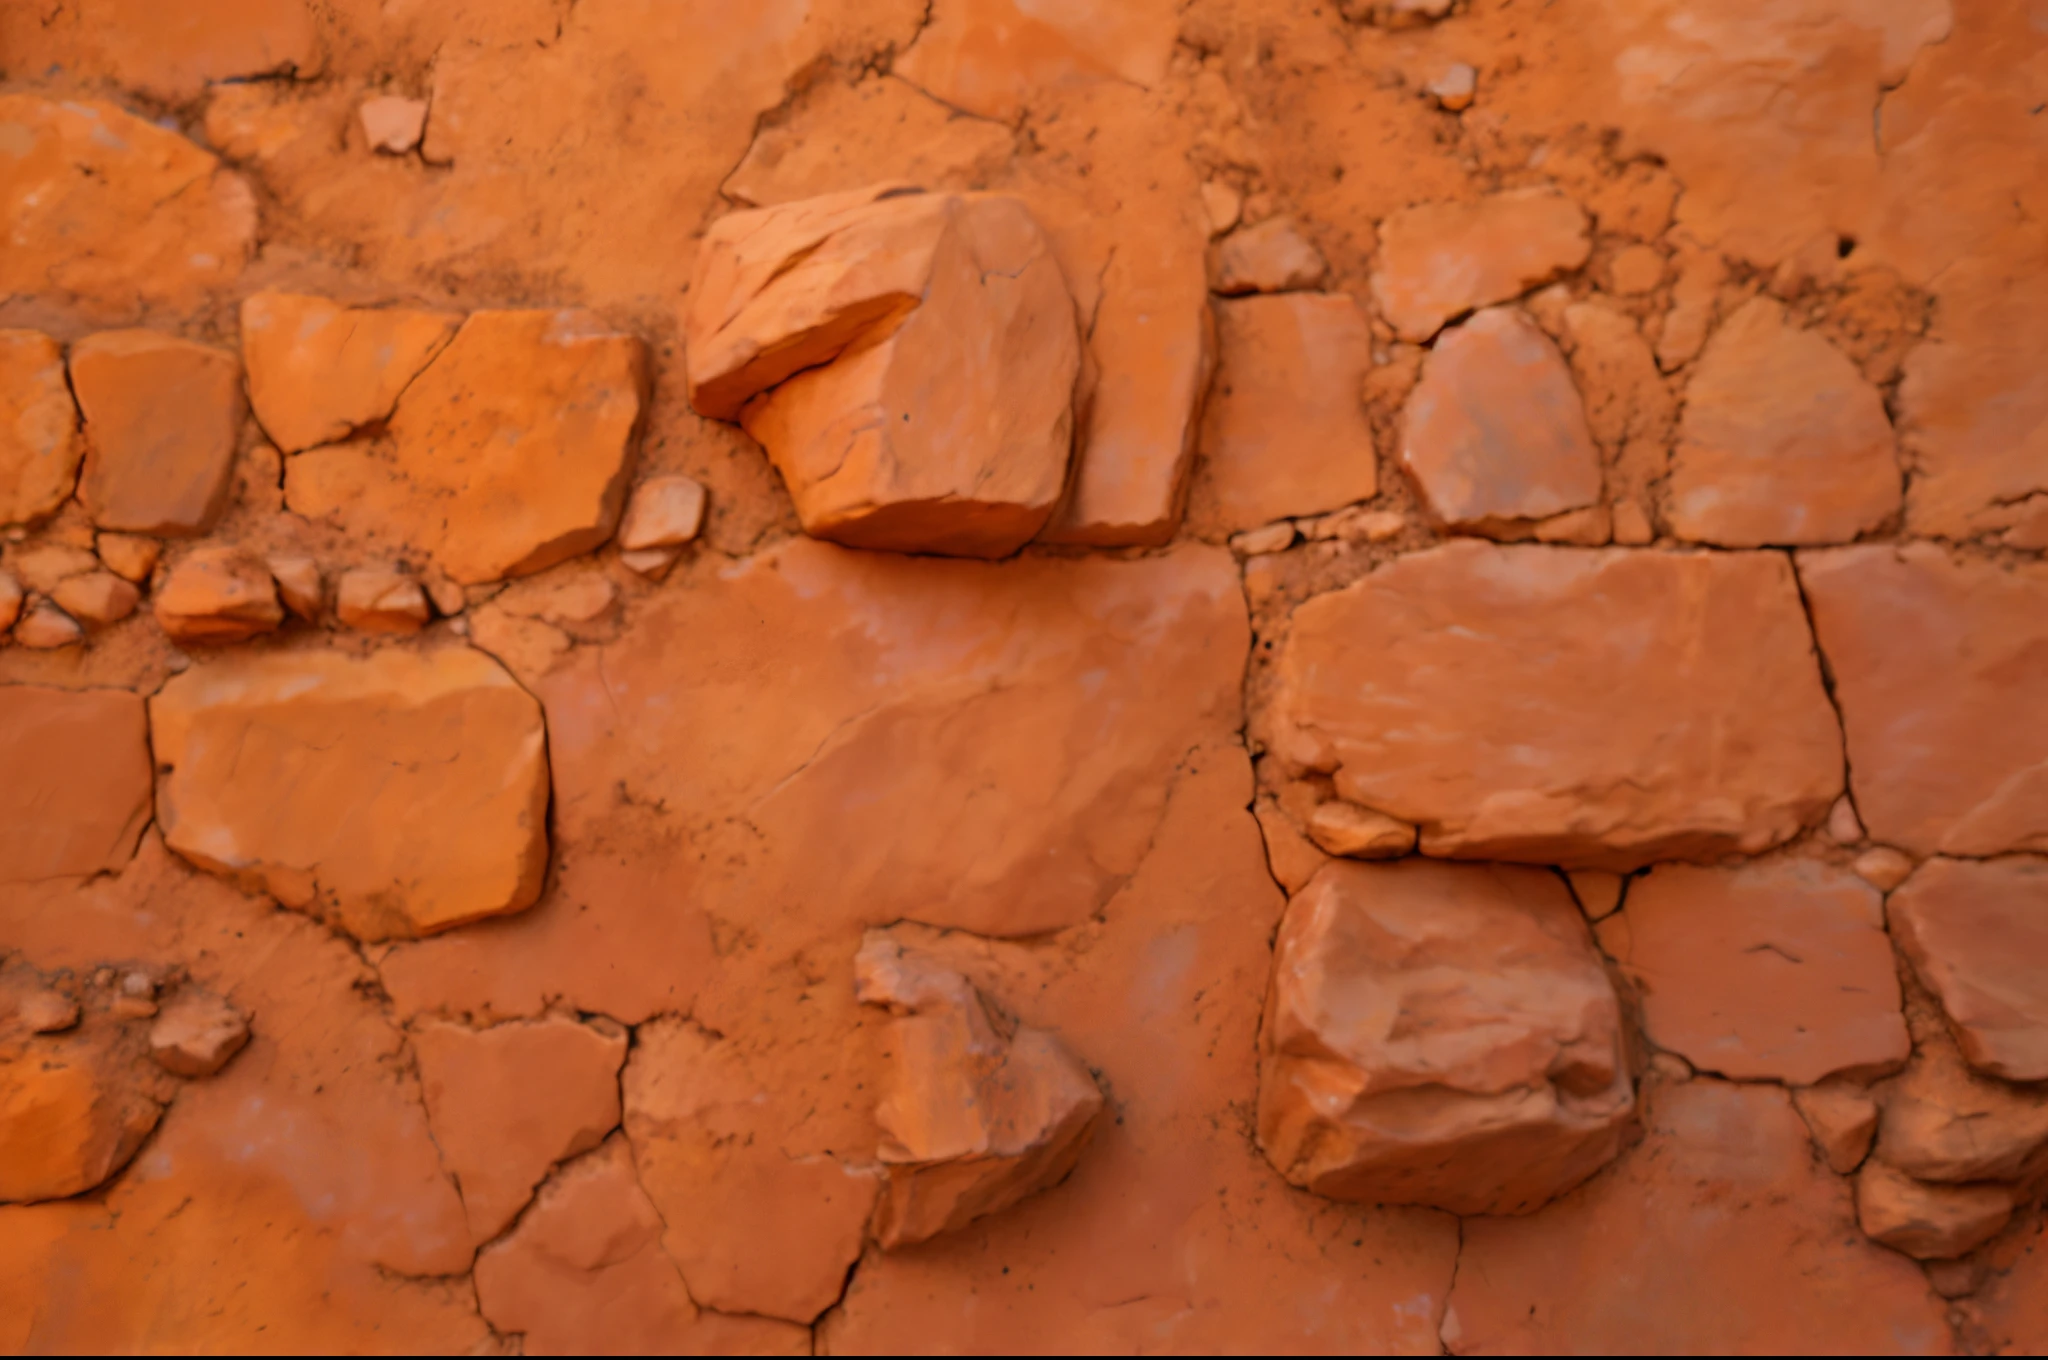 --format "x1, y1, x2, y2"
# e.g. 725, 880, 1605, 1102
149, 647, 550, 941
11, 543, 97, 595
77, 0, 321, 102
0, 685, 152, 884
1304, 801, 1417, 859
95, 533, 159, 584
1398, 306, 1602, 532
335, 567, 431, 634
414, 1016, 627, 1243
51, 571, 139, 628
1889, 856, 2048, 1082
616, 475, 706, 552
1876, 1038, 2048, 1184
147, 991, 249, 1078
1794, 1083, 1879, 1174
1600, 860, 1909, 1084
855, 931, 1105, 1248
72, 331, 244, 537
1566, 869, 1624, 920
1187, 293, 1378, 533
0, 1024, 166, 1203
1856, 1161, 2015, 1260
1259, 860, 1633, 1215
1210, 216, 1327, 294
1799, 545, 2048, 857
240, 293, 459, 453
1667, 298, 1900, 546
1270, 542, 1842, 869
0, 330, 82, 525
12, 602, 81, 649
153, 545, 283, 645
1370, 187, 1590, 341
0, 570, 19, 633
358, 96, 427, 154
